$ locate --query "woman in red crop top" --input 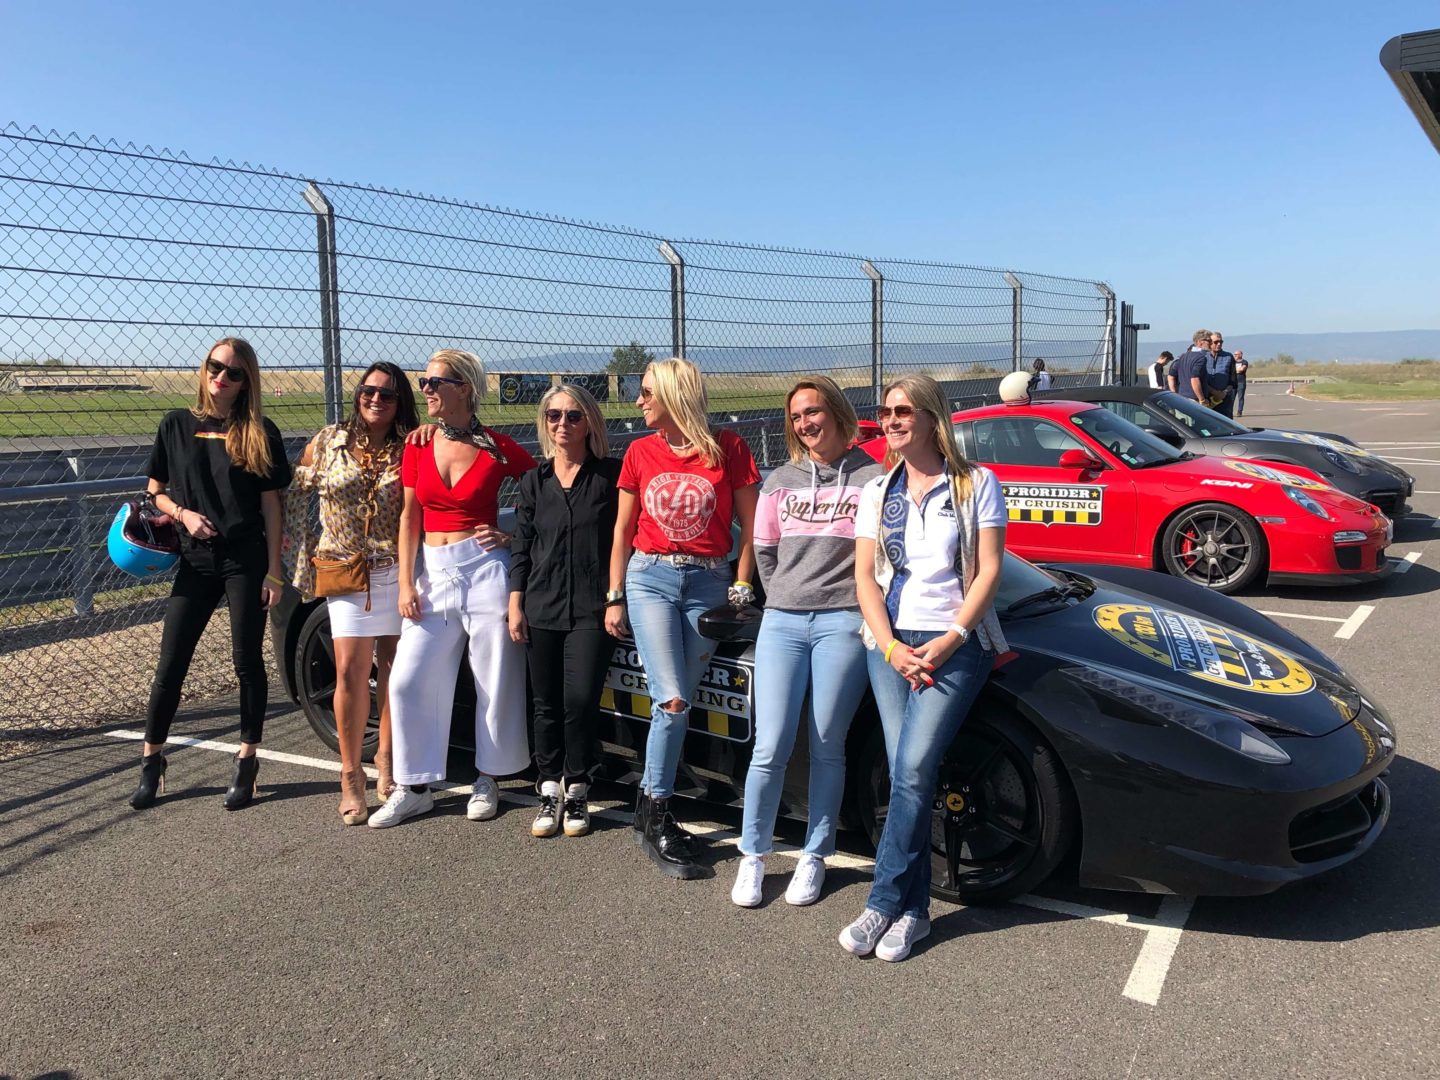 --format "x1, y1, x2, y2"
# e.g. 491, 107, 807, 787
369, 349, 537, 829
